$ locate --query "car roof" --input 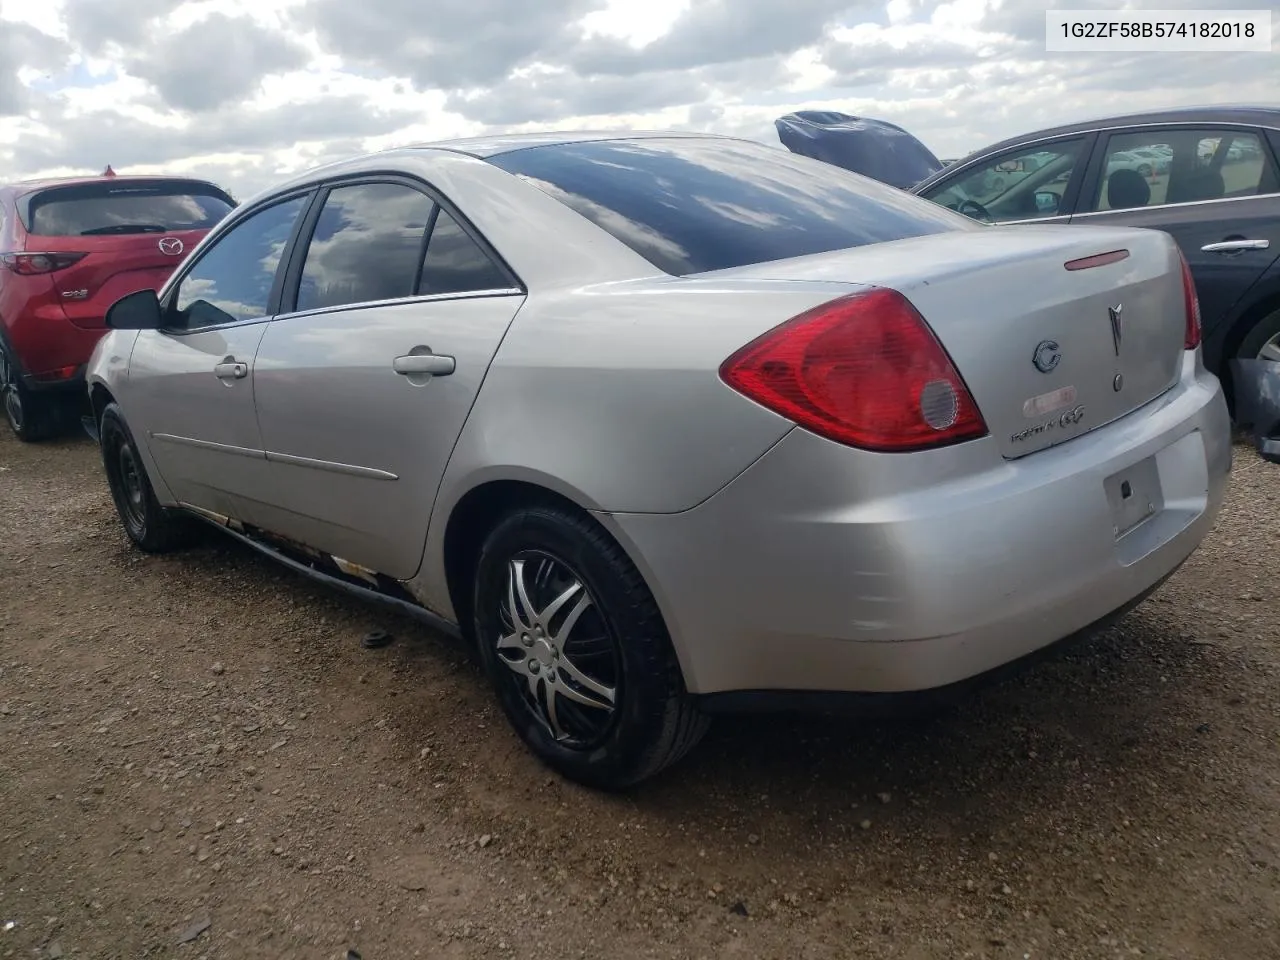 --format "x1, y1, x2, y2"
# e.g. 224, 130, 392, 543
1, 173, 227, 199
226, 129, 794, 228
406, 129, 751, 159
910, 104, 1280, 193
966, 104, 1280, 157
